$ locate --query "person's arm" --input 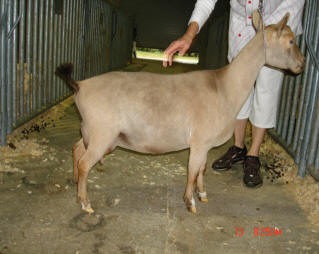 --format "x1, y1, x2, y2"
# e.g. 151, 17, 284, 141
163, 0, 217, 67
